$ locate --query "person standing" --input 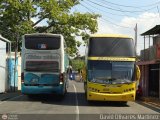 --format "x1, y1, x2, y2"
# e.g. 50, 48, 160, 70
136, 85, 143, 100
67, 65, 73, 80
